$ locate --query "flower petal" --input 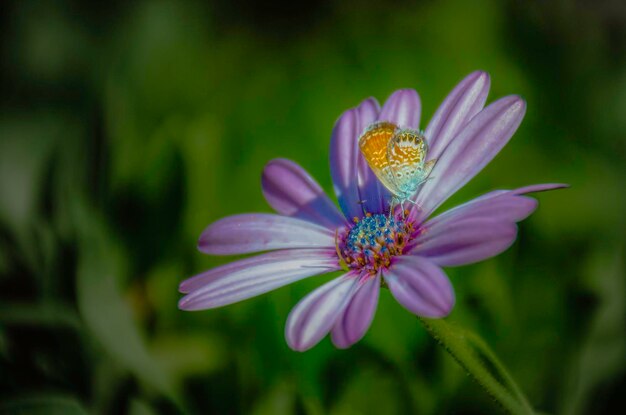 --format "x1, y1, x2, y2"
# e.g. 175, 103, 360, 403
384, 256, 454, 318
331, 274, 380, 349
410, 218, 518, 267
198, 214, 335, 255
411, 187, 534, 267
330, 98, 379, 220
378, 89, 421, 129
357, 157, 391, 215
420, 182, 569, 230
356, 97, 381, 131
413, 95, 527, 223
178, 249, 338, 310
261, 158, 346, 229
285, 274, 360, 351
511, 183, 569, 195
424, 195, 537, 229
425, 71, 490, 160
